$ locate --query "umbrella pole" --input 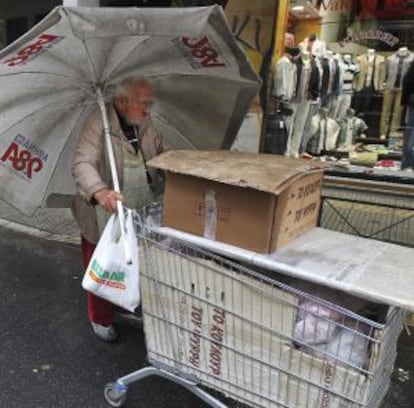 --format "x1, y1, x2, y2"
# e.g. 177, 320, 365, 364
96, 88, 132, 265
